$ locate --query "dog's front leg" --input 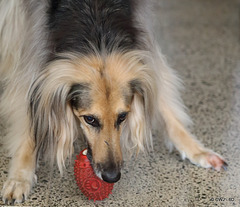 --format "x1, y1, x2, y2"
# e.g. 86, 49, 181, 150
157, 70, 227, 170
160, 102, 227, 170
2, 138, 36, 204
